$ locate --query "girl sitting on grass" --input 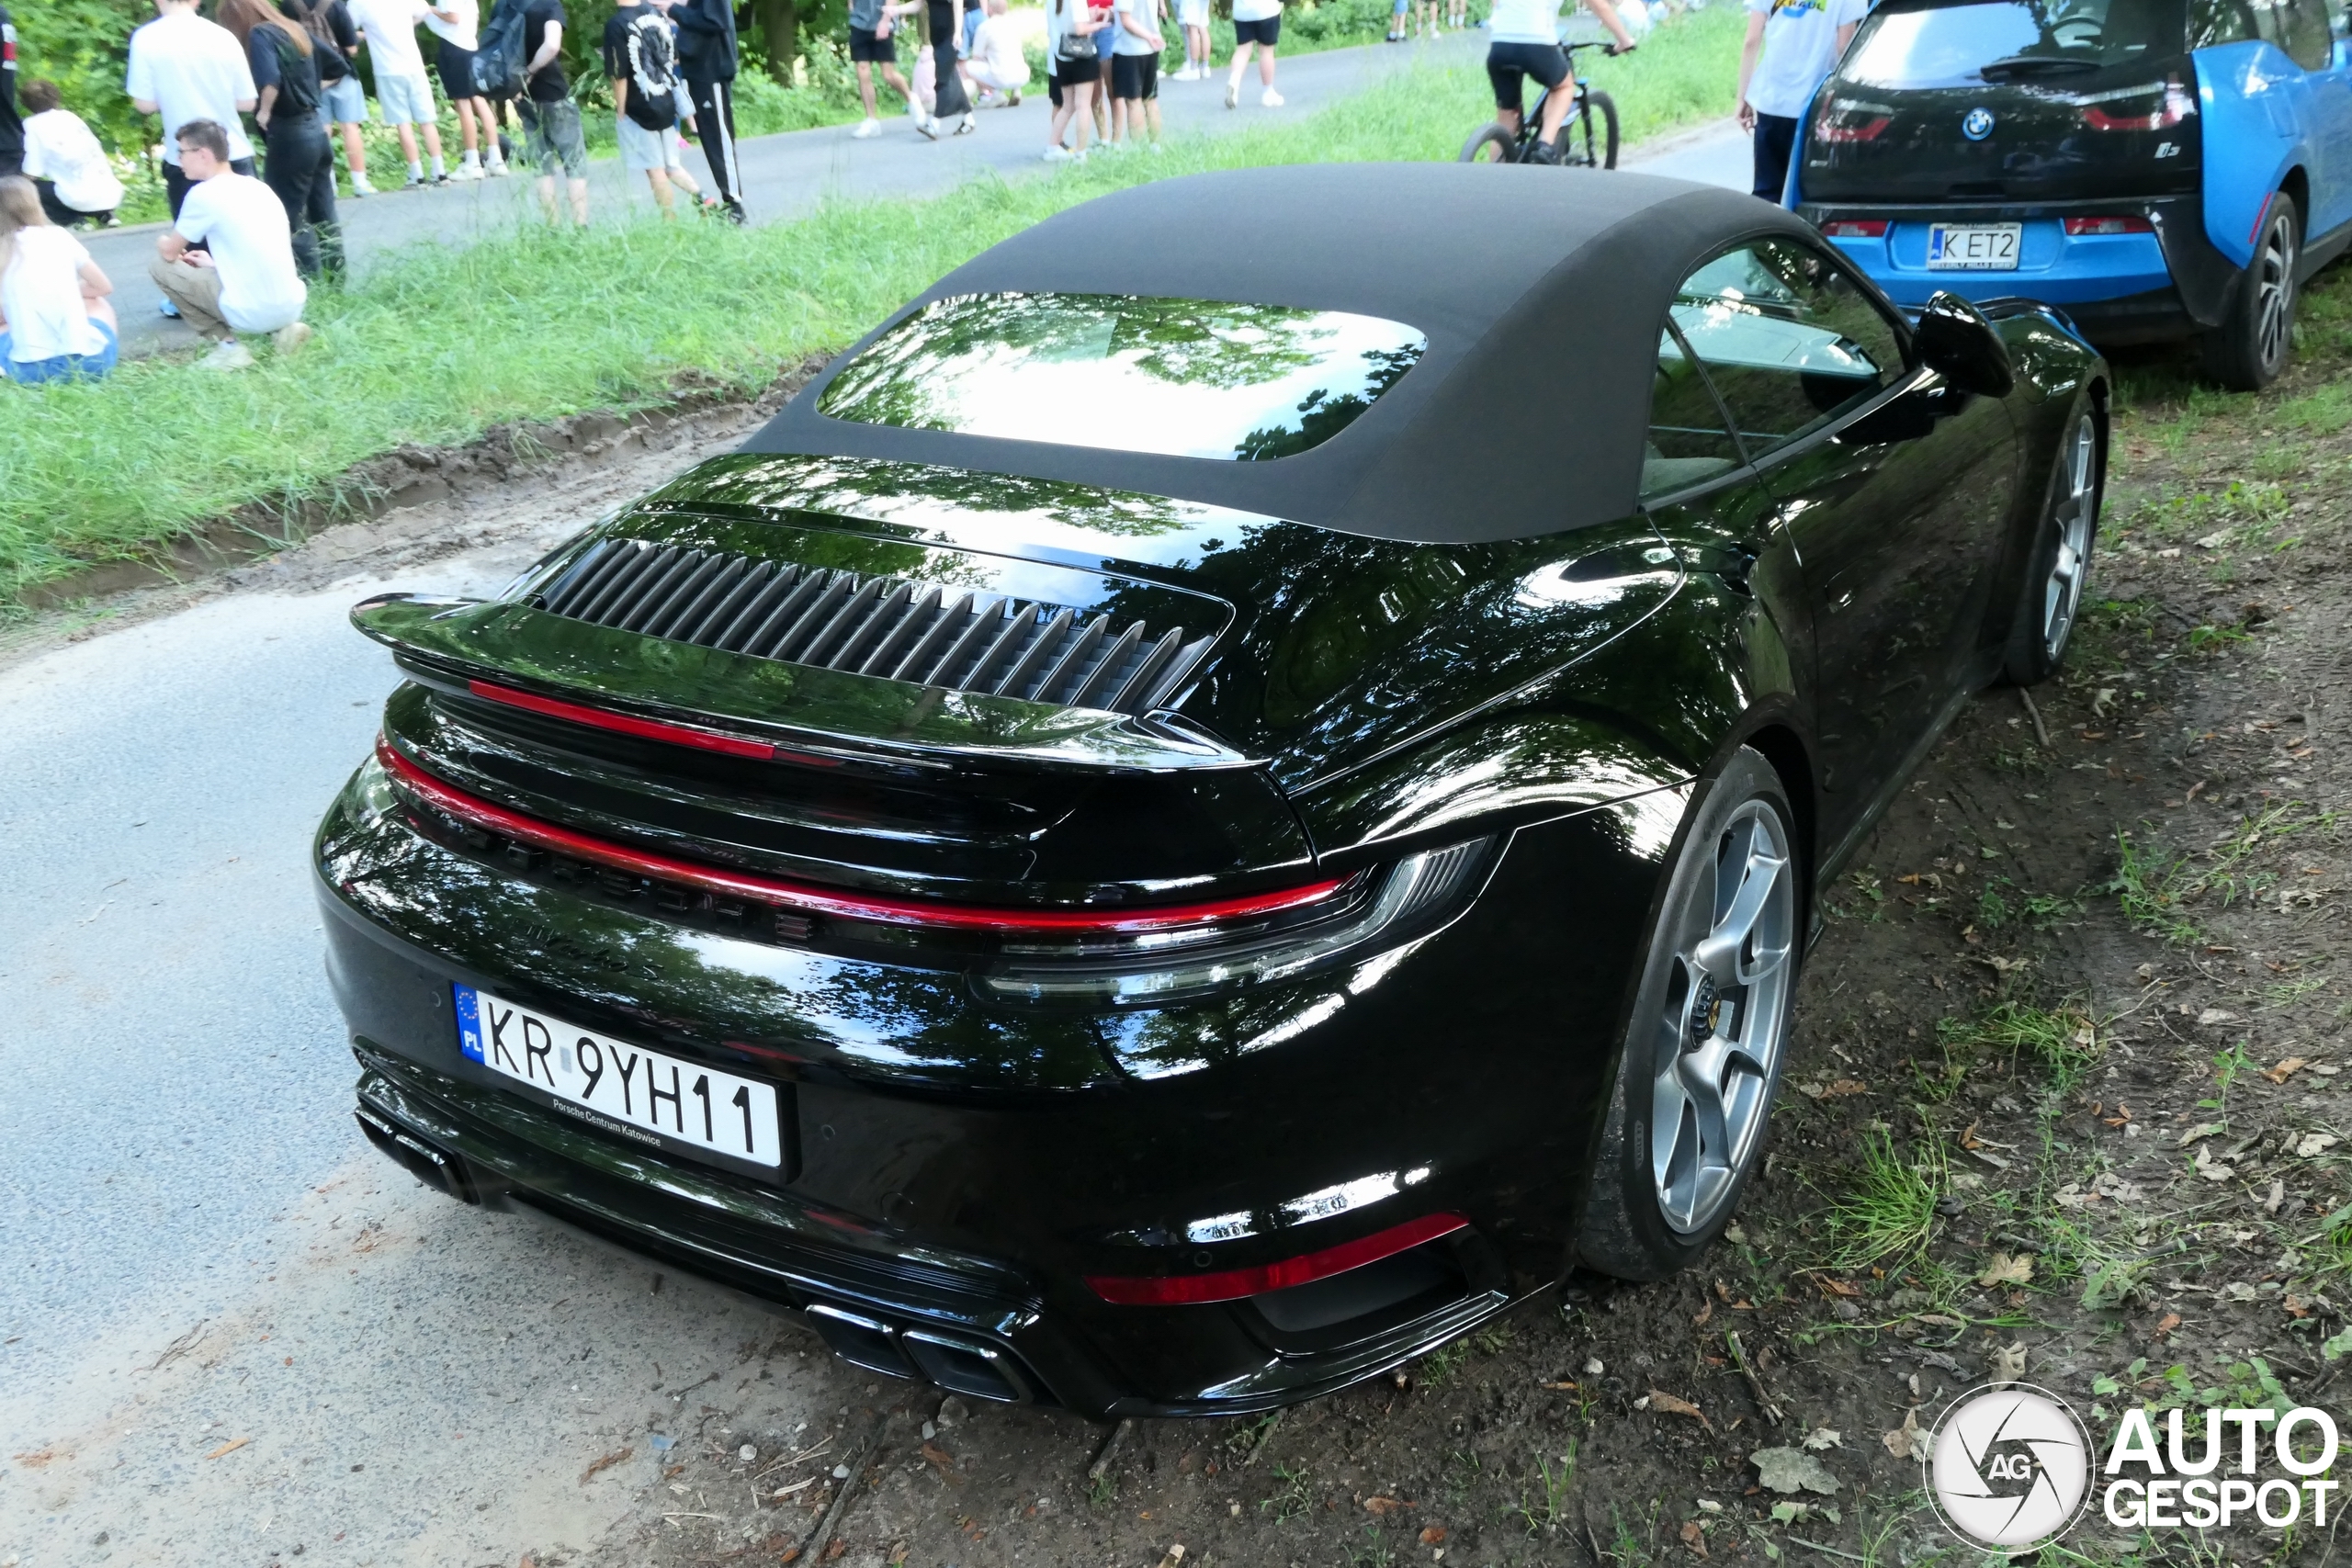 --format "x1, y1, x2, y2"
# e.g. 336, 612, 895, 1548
0, 176, 120, 386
